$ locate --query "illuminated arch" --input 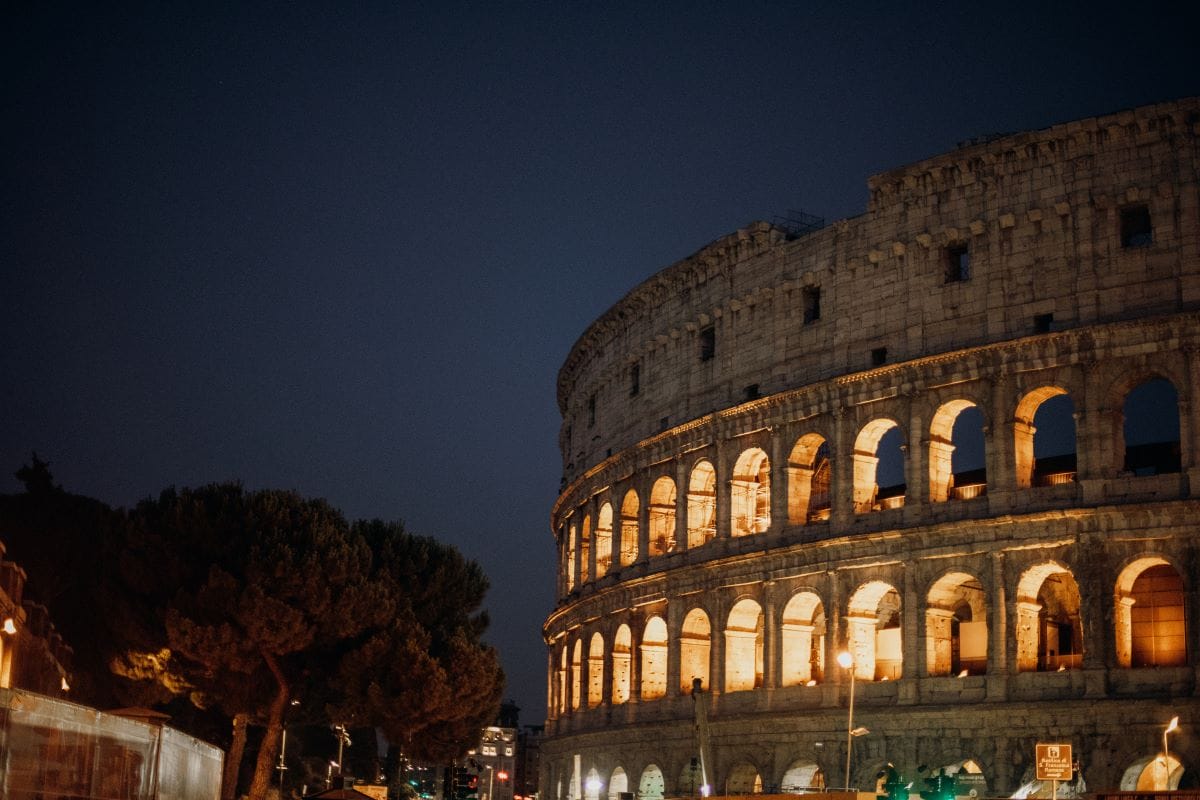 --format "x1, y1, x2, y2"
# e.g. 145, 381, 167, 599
780, 760, 825, 793
687, 460, 717, 548
726, 763, 763, 794
565, 521, 577, 591
580, 514, 591, 583
680, 608, 711, 692
929, 399, 986, 502
780, 591, 825, 686
1121, 753, 1185, 791
595, 503, 613, 578
846, 580, 902, 681
570, 638, 582, 710
611, 624, 631, 705
641, 616, 668, 700
925, 571, 988, 676
607, 768, 629, 800
1115, 557, 1187, 668
619, 490, 639, 566
1015, 562, 1083, 672
1014, 386, 1076, 487
725, 598, 764, 692
788, 433, 831, 524
1122, 377, 1182, 475
587, 632, 604, 707
731, 448, 771, 536
638, 764, 665, 800
852, 419, 905, 513
649, 476, 677, 557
